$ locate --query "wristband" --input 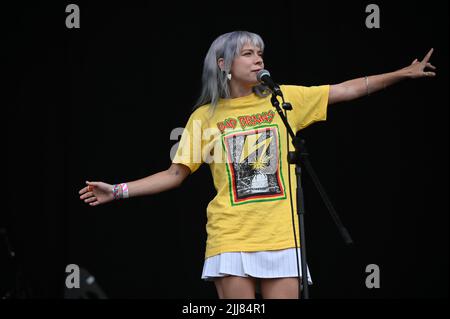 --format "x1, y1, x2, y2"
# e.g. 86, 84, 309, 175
120, 183, 129, 199
112, 184, 121, 200
112, 183, 129, 200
